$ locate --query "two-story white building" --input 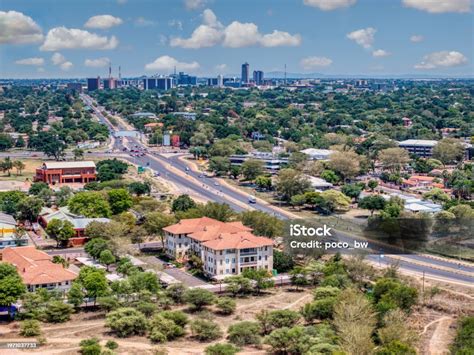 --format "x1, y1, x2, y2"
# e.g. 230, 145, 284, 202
163, 217, 274, 279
